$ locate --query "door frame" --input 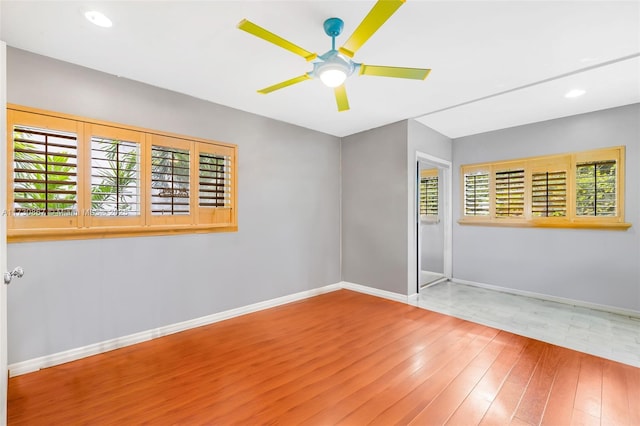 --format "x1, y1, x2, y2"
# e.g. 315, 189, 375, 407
1, 40, 9, 424
408, 151, 452, 296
